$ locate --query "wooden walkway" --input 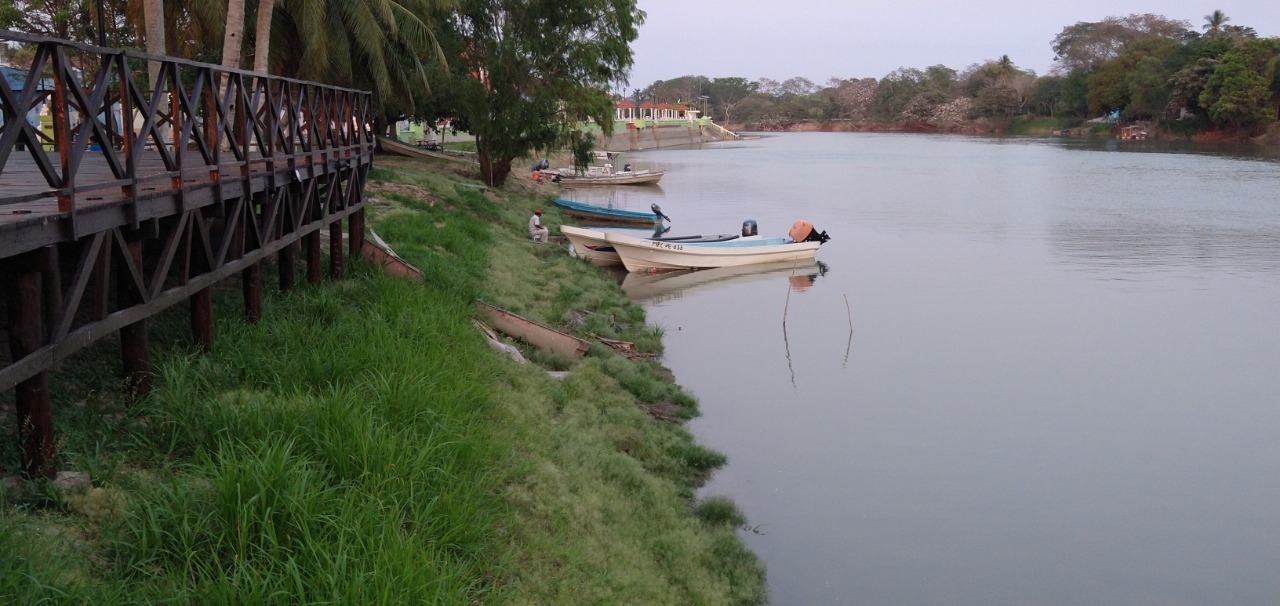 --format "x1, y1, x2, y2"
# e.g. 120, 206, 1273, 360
1, 30, 375, 477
